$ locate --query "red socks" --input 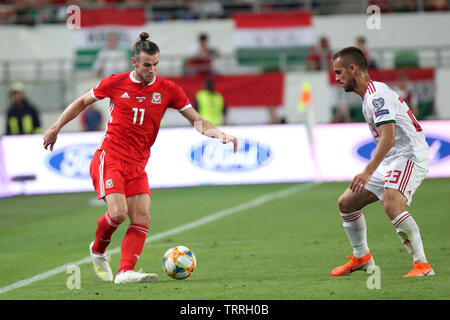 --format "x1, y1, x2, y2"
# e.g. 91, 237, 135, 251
118, 224, 149, 273
92, 212, 149, 273
92, 212, 121, 254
